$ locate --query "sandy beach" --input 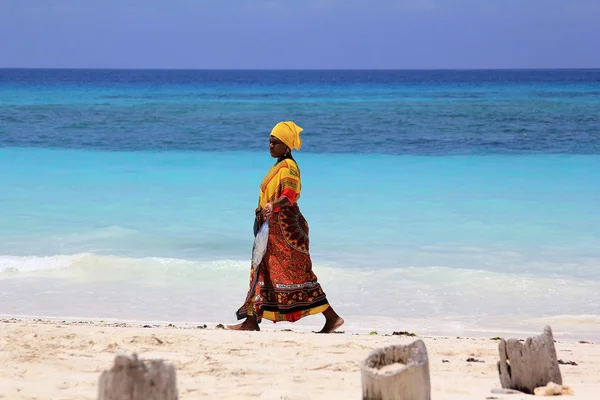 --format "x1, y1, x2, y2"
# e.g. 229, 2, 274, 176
0, 319, 598, 399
